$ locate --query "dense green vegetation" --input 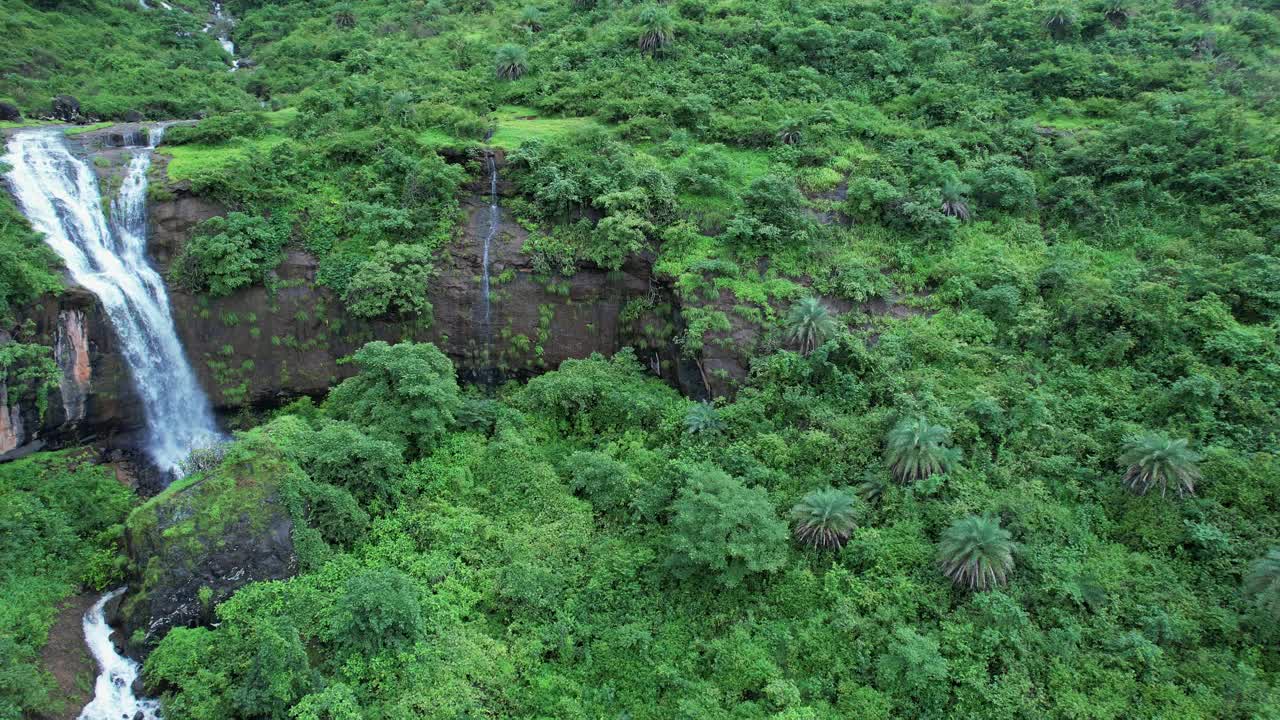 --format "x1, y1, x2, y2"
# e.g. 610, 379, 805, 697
0, 451, 133, 717
135, 342, 1279, 718
1, 0, 1279, 716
